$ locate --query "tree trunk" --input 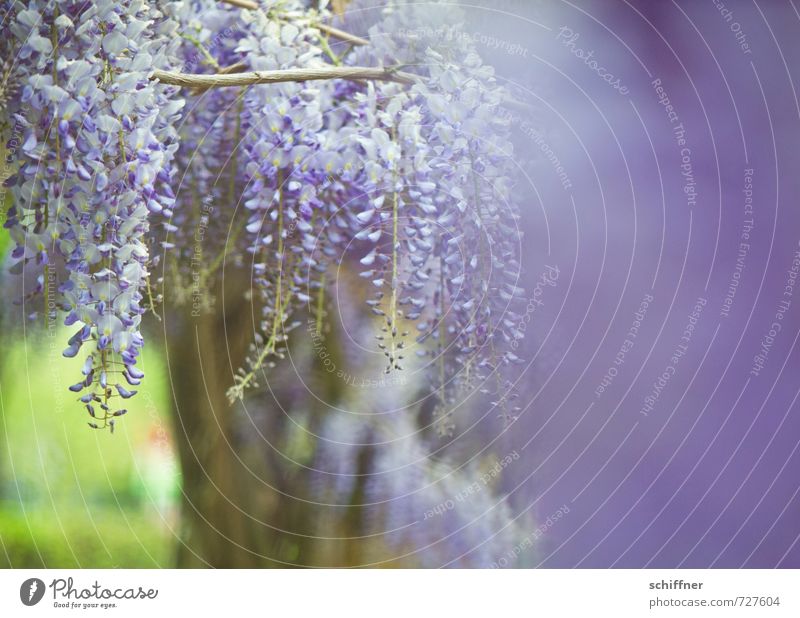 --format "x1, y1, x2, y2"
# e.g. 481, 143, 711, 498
163, 267, 373, 567
166, 270, 274, 567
